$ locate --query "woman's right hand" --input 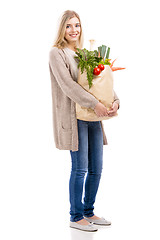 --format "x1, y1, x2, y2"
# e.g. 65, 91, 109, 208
94, 102, 108, 117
